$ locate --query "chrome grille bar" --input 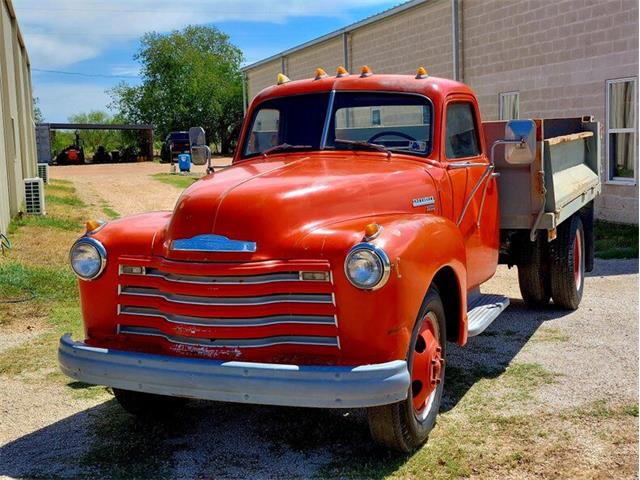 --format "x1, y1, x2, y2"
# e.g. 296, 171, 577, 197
144, 268, 303, 285
118, 325, 339, 348
118, 305, 337, 327
119, 286, 334, 306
